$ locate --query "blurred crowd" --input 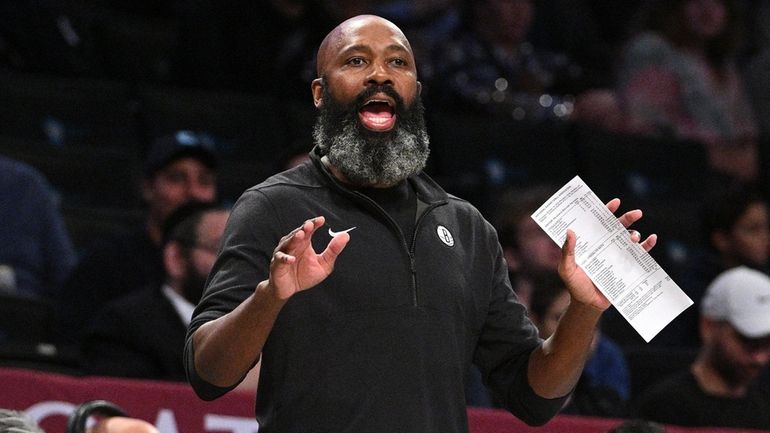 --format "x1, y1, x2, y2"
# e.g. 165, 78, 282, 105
1, 0, 770, 431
